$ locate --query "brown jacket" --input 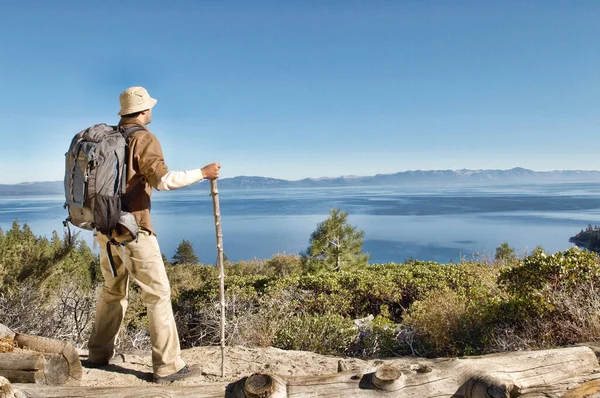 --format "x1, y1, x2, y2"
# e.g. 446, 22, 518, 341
118, 118, 168, 235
